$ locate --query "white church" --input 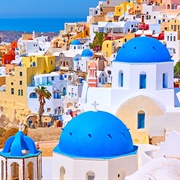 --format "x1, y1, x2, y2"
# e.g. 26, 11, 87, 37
0, 110, 138, 180
80, 36, 180, 143
0, 110, 179, 180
